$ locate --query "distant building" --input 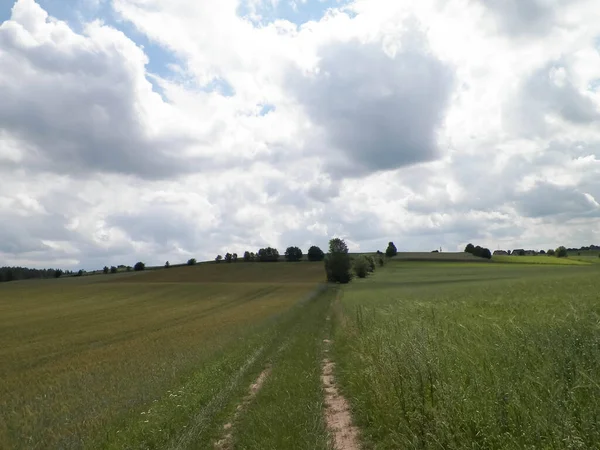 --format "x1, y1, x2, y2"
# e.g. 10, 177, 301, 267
512, 249, 525, 256
493, 250, 509, 256
524, 250, 537, 256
